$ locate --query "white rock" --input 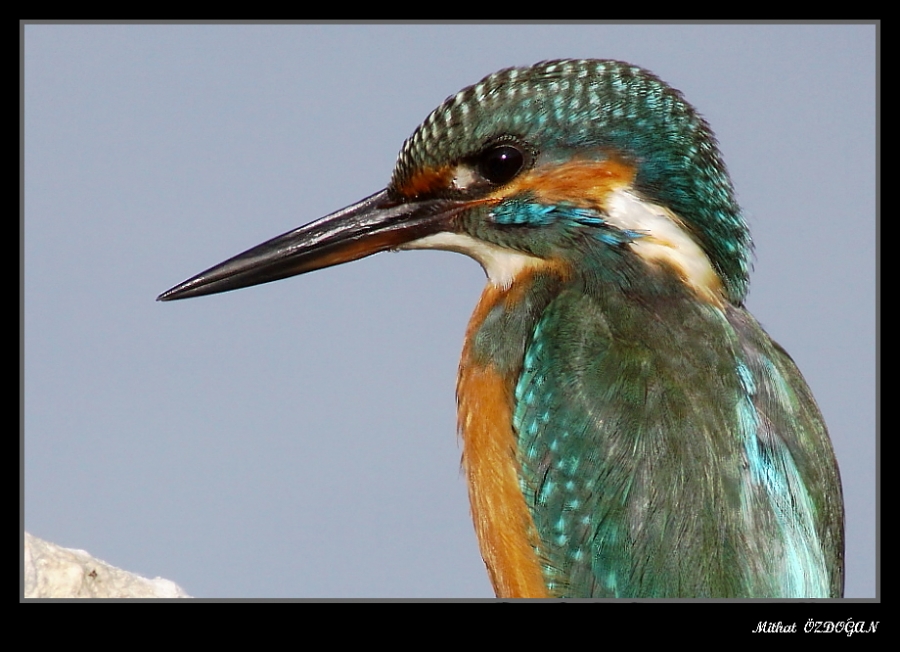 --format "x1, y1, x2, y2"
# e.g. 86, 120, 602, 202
24, 532, 190, 598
